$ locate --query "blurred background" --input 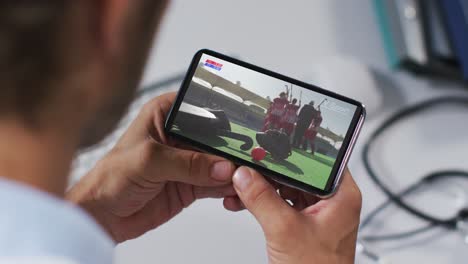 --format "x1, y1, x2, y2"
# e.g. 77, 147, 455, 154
72, 0, 468, 263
